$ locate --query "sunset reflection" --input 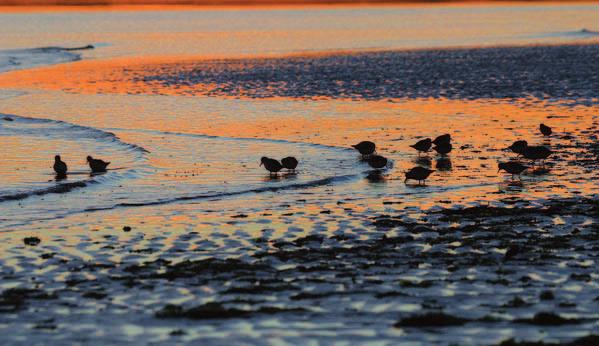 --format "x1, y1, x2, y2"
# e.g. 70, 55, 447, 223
0, 2, 598, 345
